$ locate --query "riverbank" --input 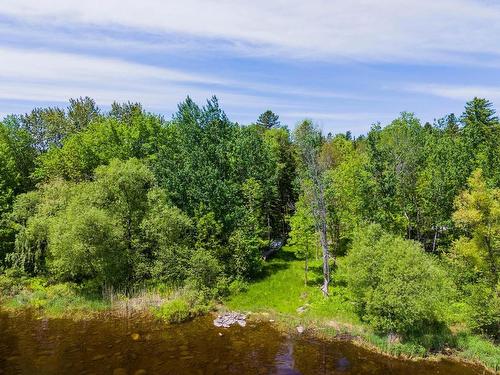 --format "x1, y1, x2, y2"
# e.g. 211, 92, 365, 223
1, 253, 498, 373
223, 250, 500, 374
